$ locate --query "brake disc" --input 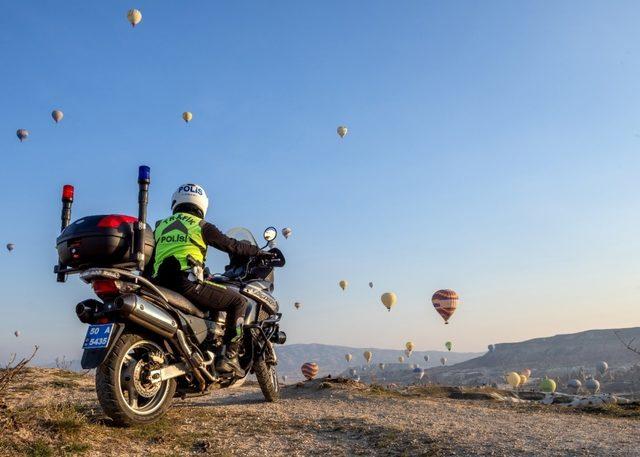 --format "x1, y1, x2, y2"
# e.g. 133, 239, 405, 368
133, 359, 162, 398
